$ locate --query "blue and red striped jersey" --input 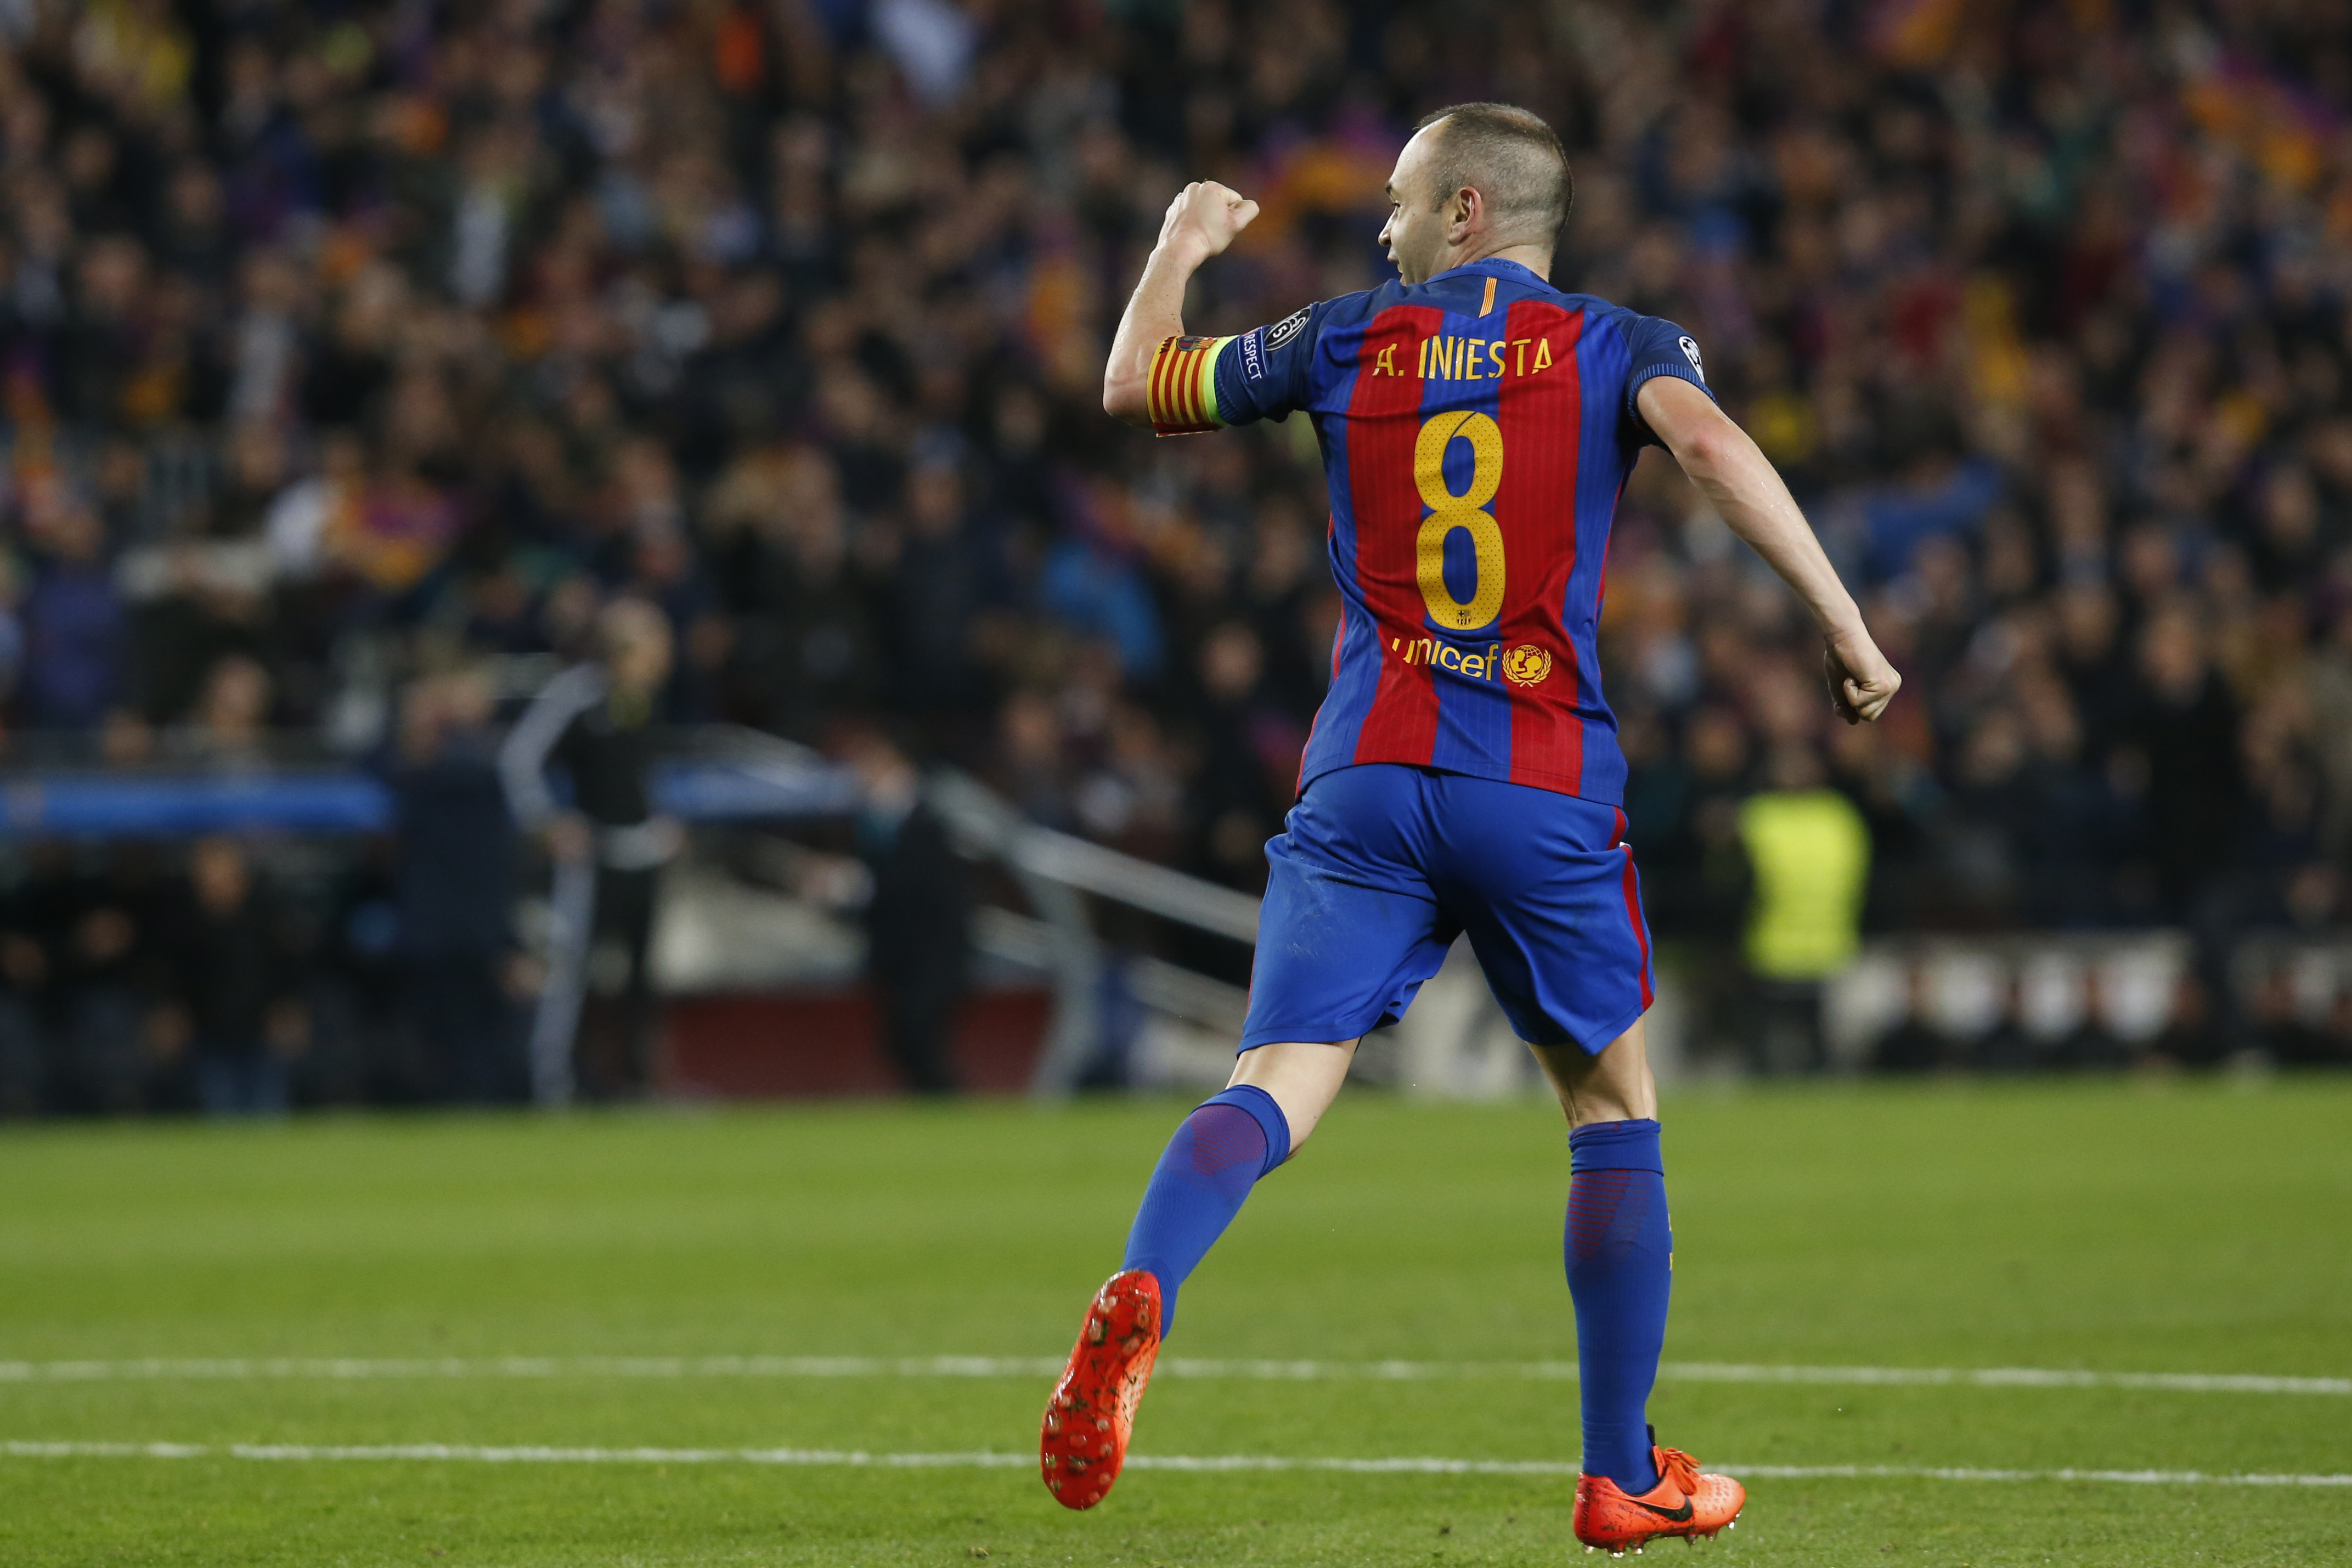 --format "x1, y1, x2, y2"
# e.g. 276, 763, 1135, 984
1163, 257, 1713, 806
